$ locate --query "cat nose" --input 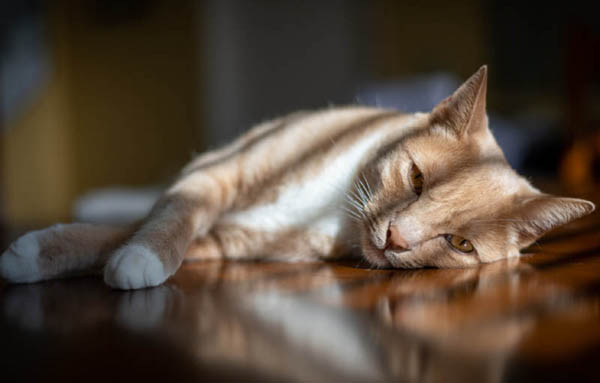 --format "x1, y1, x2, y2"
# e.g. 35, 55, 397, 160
386, 225, 409, 251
